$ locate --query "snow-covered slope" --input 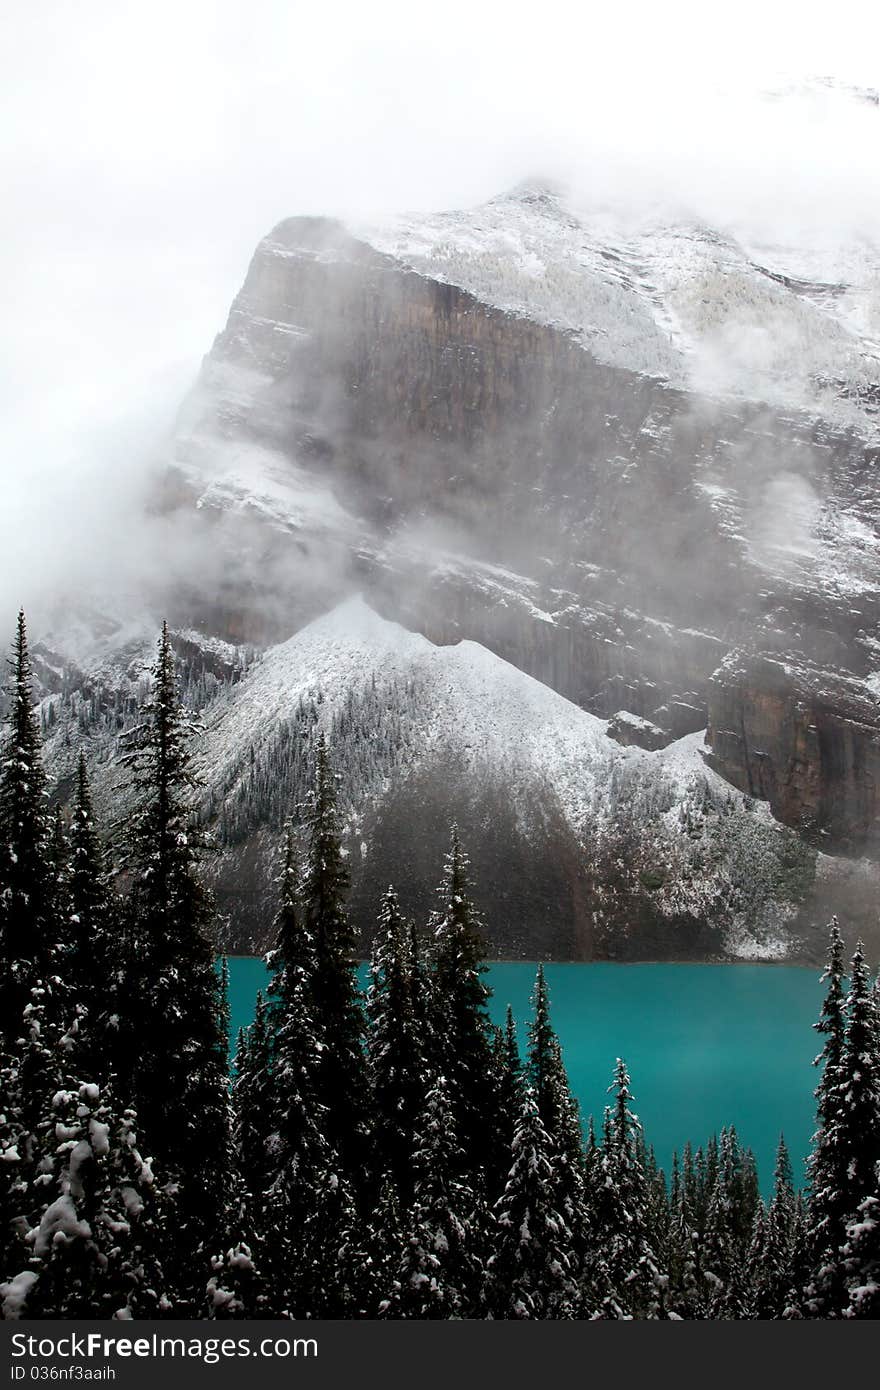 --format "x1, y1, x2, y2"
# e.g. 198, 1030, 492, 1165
30, 153, 880, 961
352, 184, 880, 440
31, 593, 878, 961
191, 598, 820, 960
197, 595, 697, 825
